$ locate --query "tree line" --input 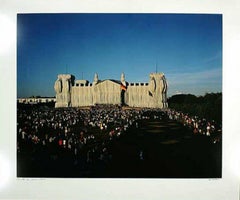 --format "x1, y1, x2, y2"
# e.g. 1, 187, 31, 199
167, 93, 222, 123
